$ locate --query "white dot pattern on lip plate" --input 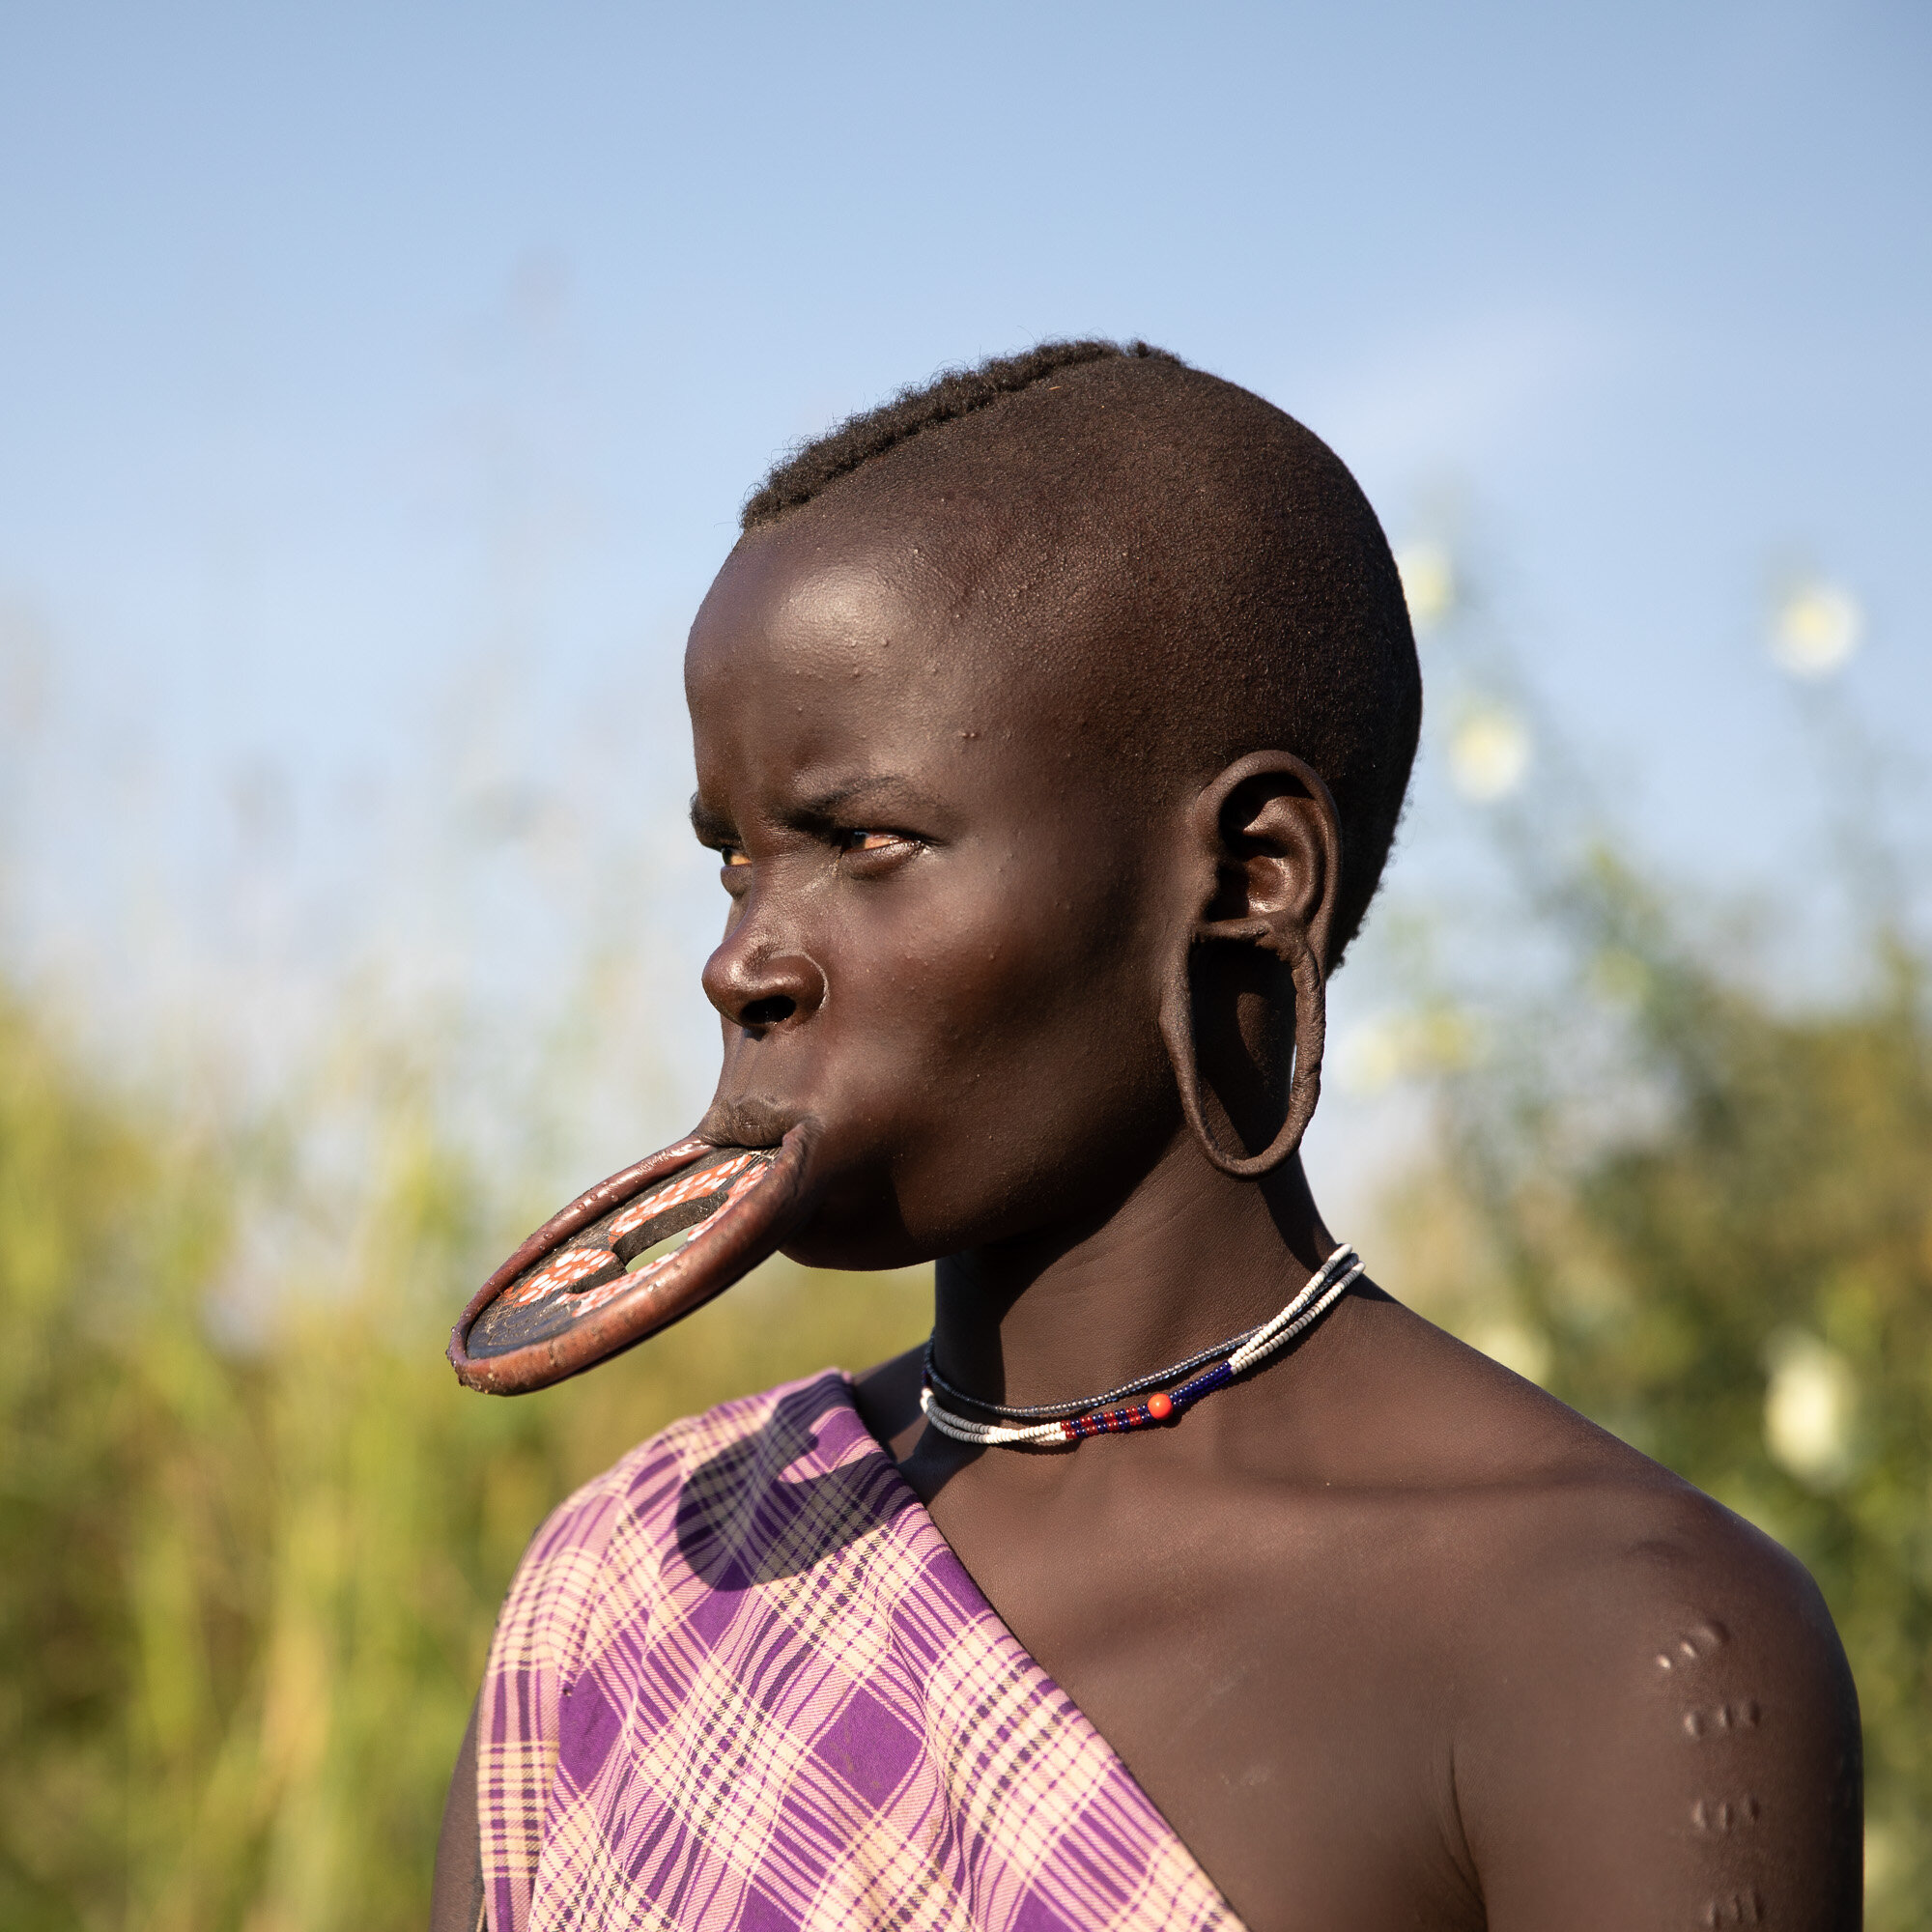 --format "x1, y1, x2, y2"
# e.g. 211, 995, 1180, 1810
563, 1164, 772, 1317
454, 1140, 799, 1386
504, 1243, 620, 1307
606, 1151, 760, 1240
493, 1154, 776, 1323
